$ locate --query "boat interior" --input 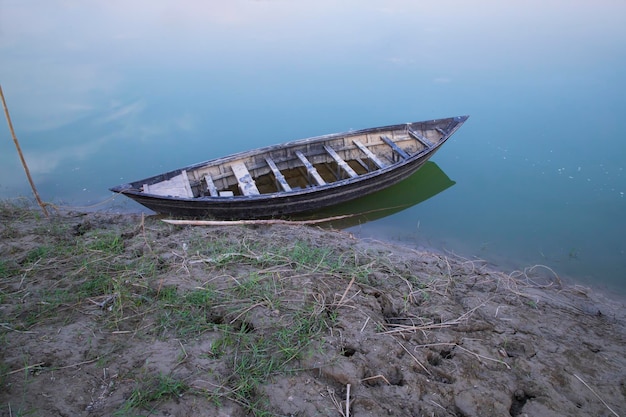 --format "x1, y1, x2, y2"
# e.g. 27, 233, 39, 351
142, 125, 445, 198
